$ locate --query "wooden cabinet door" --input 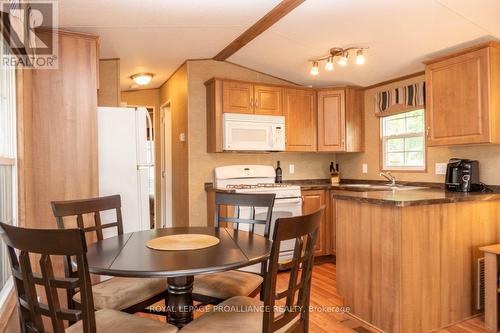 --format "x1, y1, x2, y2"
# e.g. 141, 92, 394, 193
222, 81, 254, 114
302, 190, 327, 256
329, 194, 336, 254
317, 89, 345, 151
254, 85, 282, 115
426, 48, 490, 146
283, 88, 317, 151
